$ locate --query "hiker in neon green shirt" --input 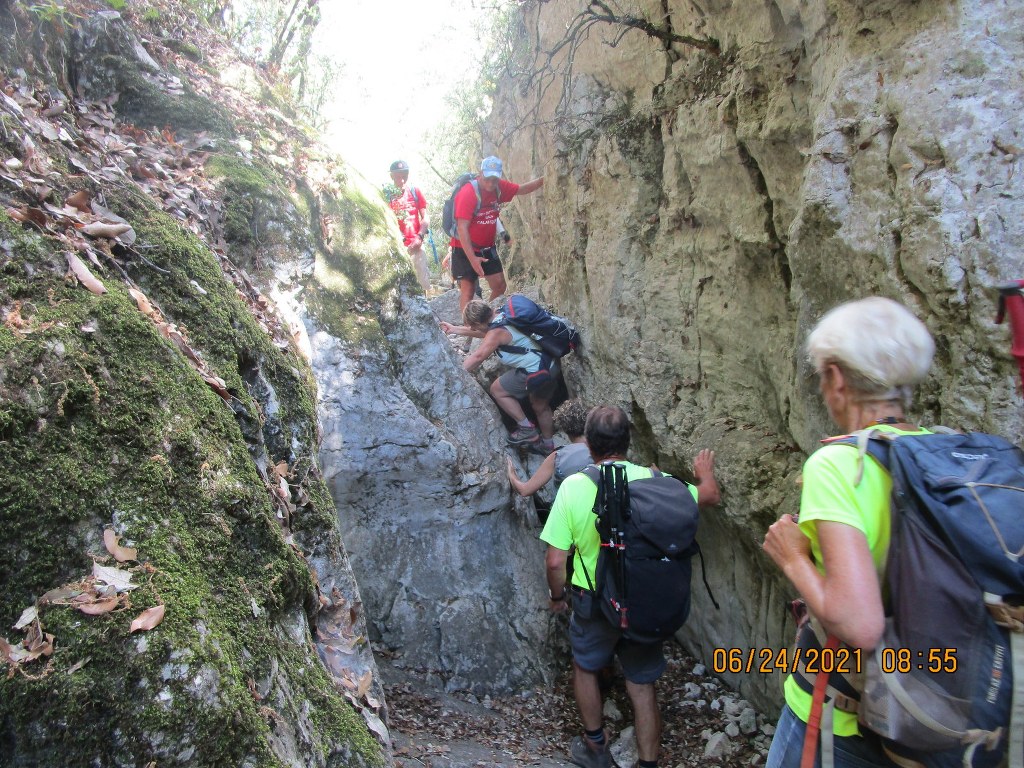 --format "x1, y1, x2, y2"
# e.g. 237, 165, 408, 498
541, 405, 721, 768
762, 297, 935, 768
